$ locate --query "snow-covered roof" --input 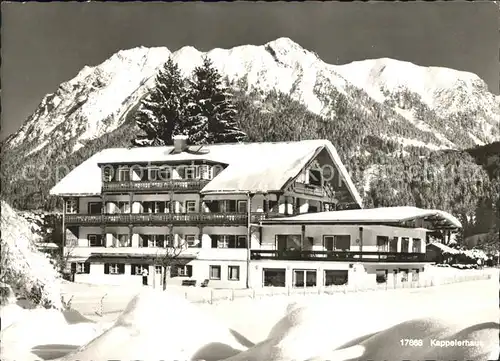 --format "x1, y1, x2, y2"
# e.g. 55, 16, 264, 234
50, 139, 363, 207
262, 206, 462, 230
428, 242, 460, 254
